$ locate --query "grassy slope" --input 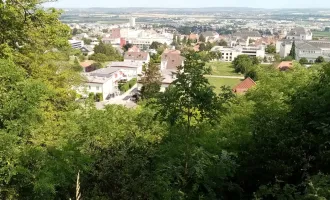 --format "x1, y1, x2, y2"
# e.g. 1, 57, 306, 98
207, 77, 242, 94
206, 61, 240, 76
